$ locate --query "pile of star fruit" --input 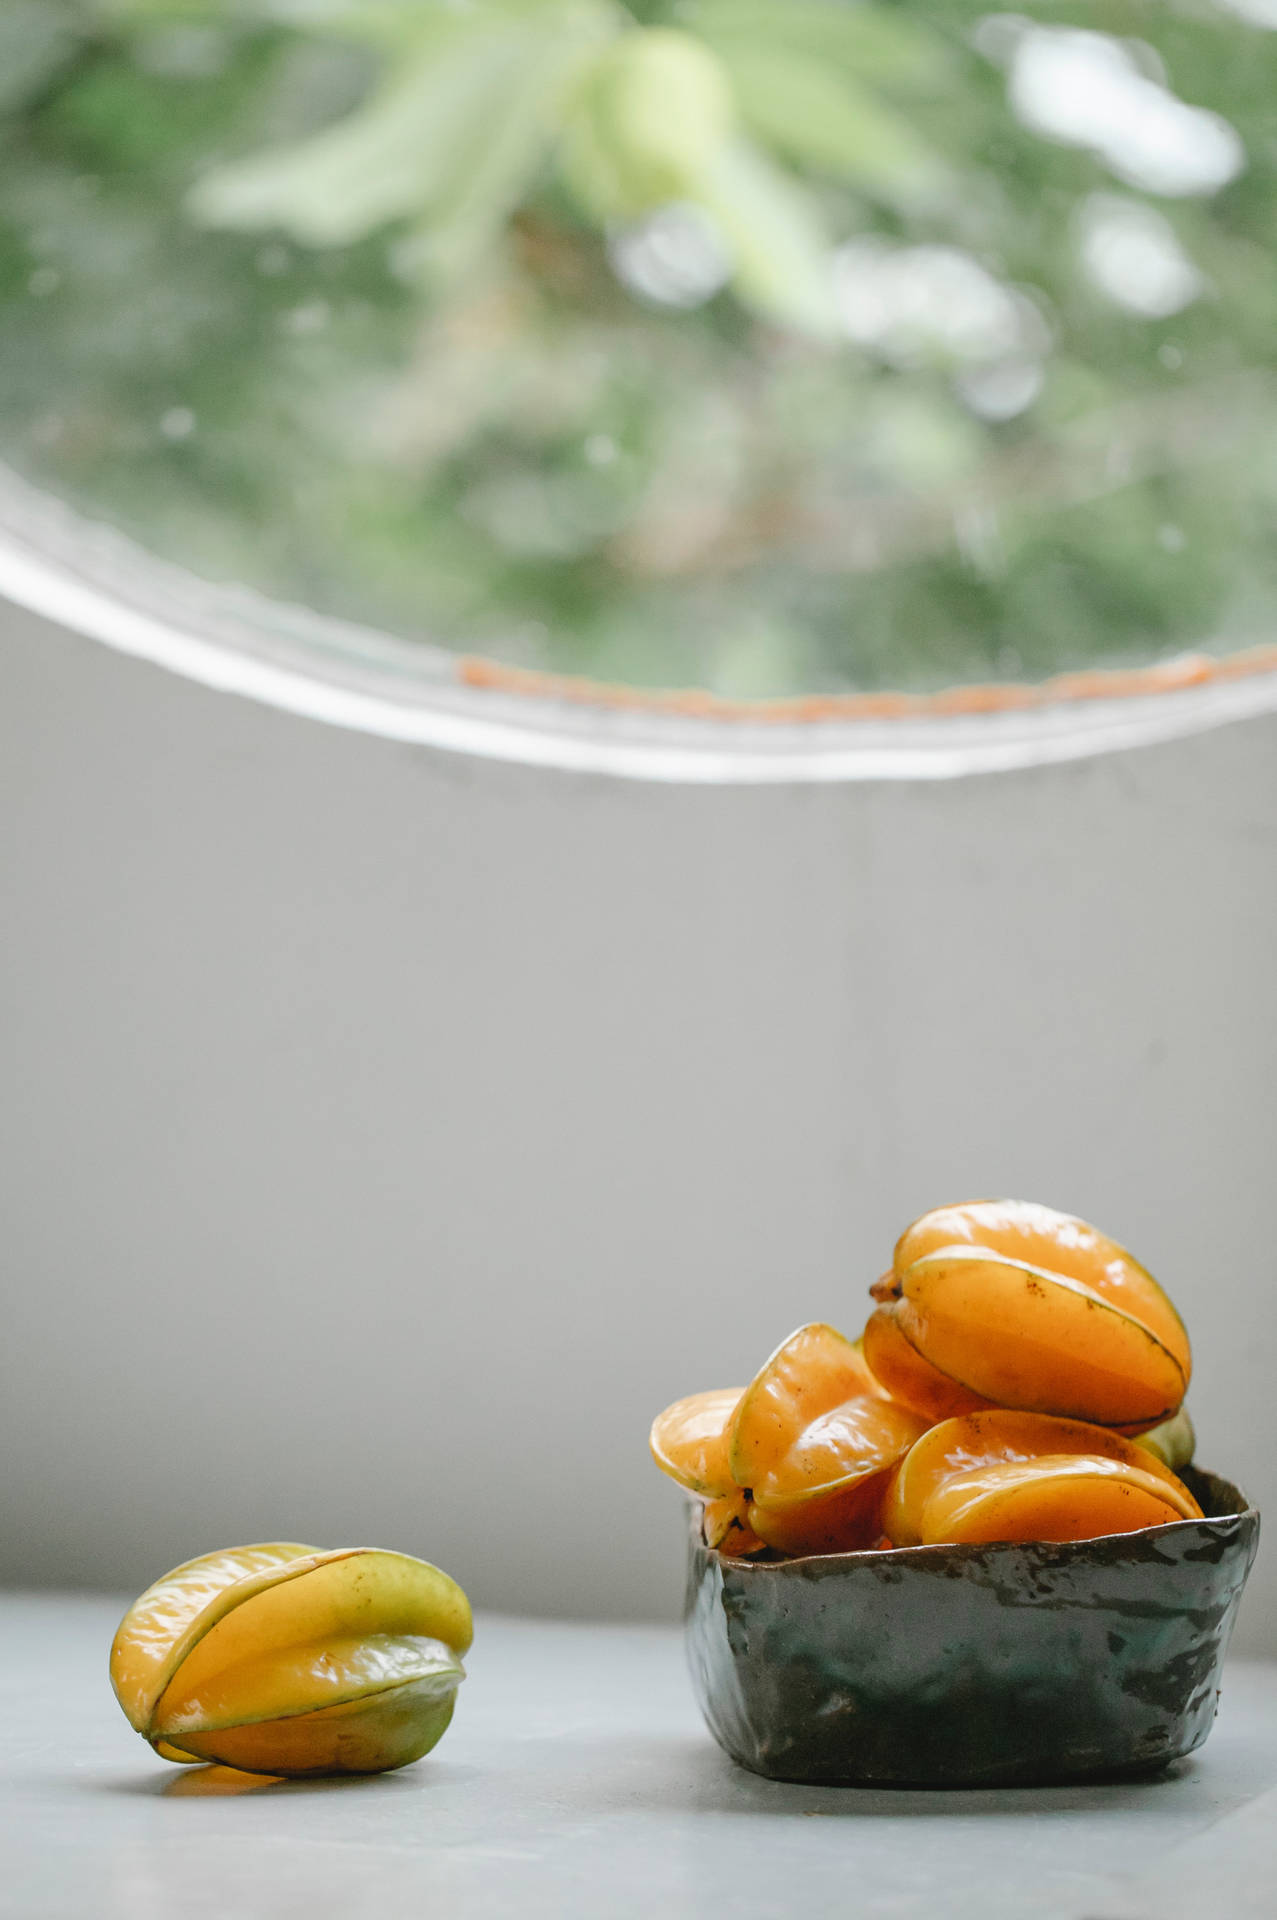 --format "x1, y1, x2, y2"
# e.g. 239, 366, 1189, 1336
650, 1200, 1203, 1556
